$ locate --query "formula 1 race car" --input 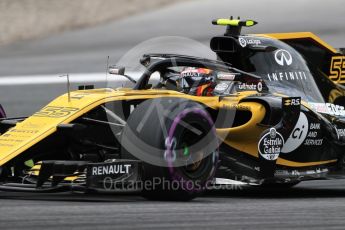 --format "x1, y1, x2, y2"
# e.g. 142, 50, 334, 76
1, 18, 345, 201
